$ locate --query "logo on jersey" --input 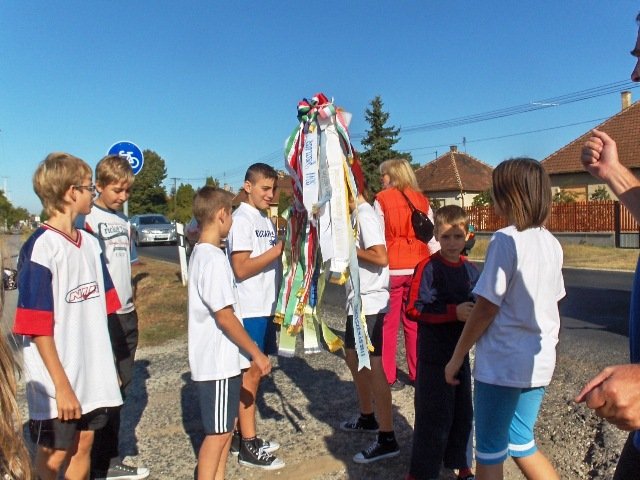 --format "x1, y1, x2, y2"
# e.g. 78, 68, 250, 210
255, 229, 276, 246
66, 282, 100, 303
98, 223, 129, 240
